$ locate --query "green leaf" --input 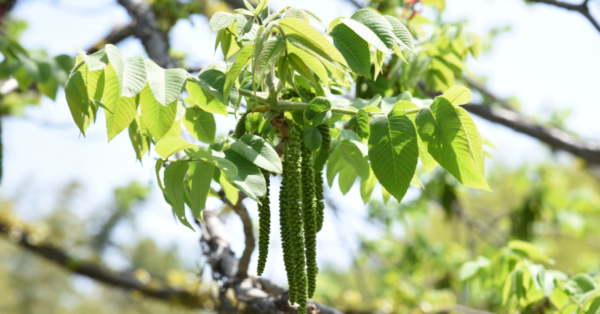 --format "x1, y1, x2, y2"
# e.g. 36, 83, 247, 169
588, 297, 600, 314
224, 43, 253, 103
440, 88, 484, 175
288, 53, 315, 85
190, 160, 215, 222
103, 63, 139, 141
442, 85, 471, 106
182, 107, 216, 144
508, 241, 551, 263
356, 109, 370, 138
230, 134, 282, 173
459, 256, 491, 281
164, 161, 194, 230
398, 91, 412, 102
570, 274, 597, 294
368, 106, 419, 202
65, 71, 96, 135
155, 158, 169, 201
243, 0, 255, 12
415, 97, 489, 189
278, 18, 348, 67
145, 59, 187, 107
128, 116, 151, 162
360, 167, 377, 204
347, 9, 396, 52
380, 96, 397, 113
339, 139, 370, 179
223, 149, 266, 202
255, 36, 286, 83
381, 186, 390, 204
105, 44, 147, 97
140, 84, 177, 140
155, 138, 197, 159
37, 78, 59, 100
373, 49, 385, 81
210, 12, 237, 33
214, 169, 240, 204
254, 0, 268, 16
285, 7, 307, 21
288, 44, 329, 88
185, 80, 228, 116
338, 162, 358, 195
163, 119, 182, 139
410, 174, 423, 188
78, 60, 105, 103
219, 29, 242, 59
305, 97, 331, 121
304, 125, 323, 151
329, 23, 370, 78
184, 147, 217, 165
301, 9, 326, 28
395, 100, 438, 173
74, 47, 108, 72
198, 69, 239, 109
326, 142, 343, 187
383, 15, 415, 52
